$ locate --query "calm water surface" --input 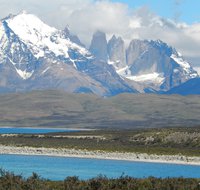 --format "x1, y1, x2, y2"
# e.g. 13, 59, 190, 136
0, 127, 78, 134
0, 154, 200, 180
